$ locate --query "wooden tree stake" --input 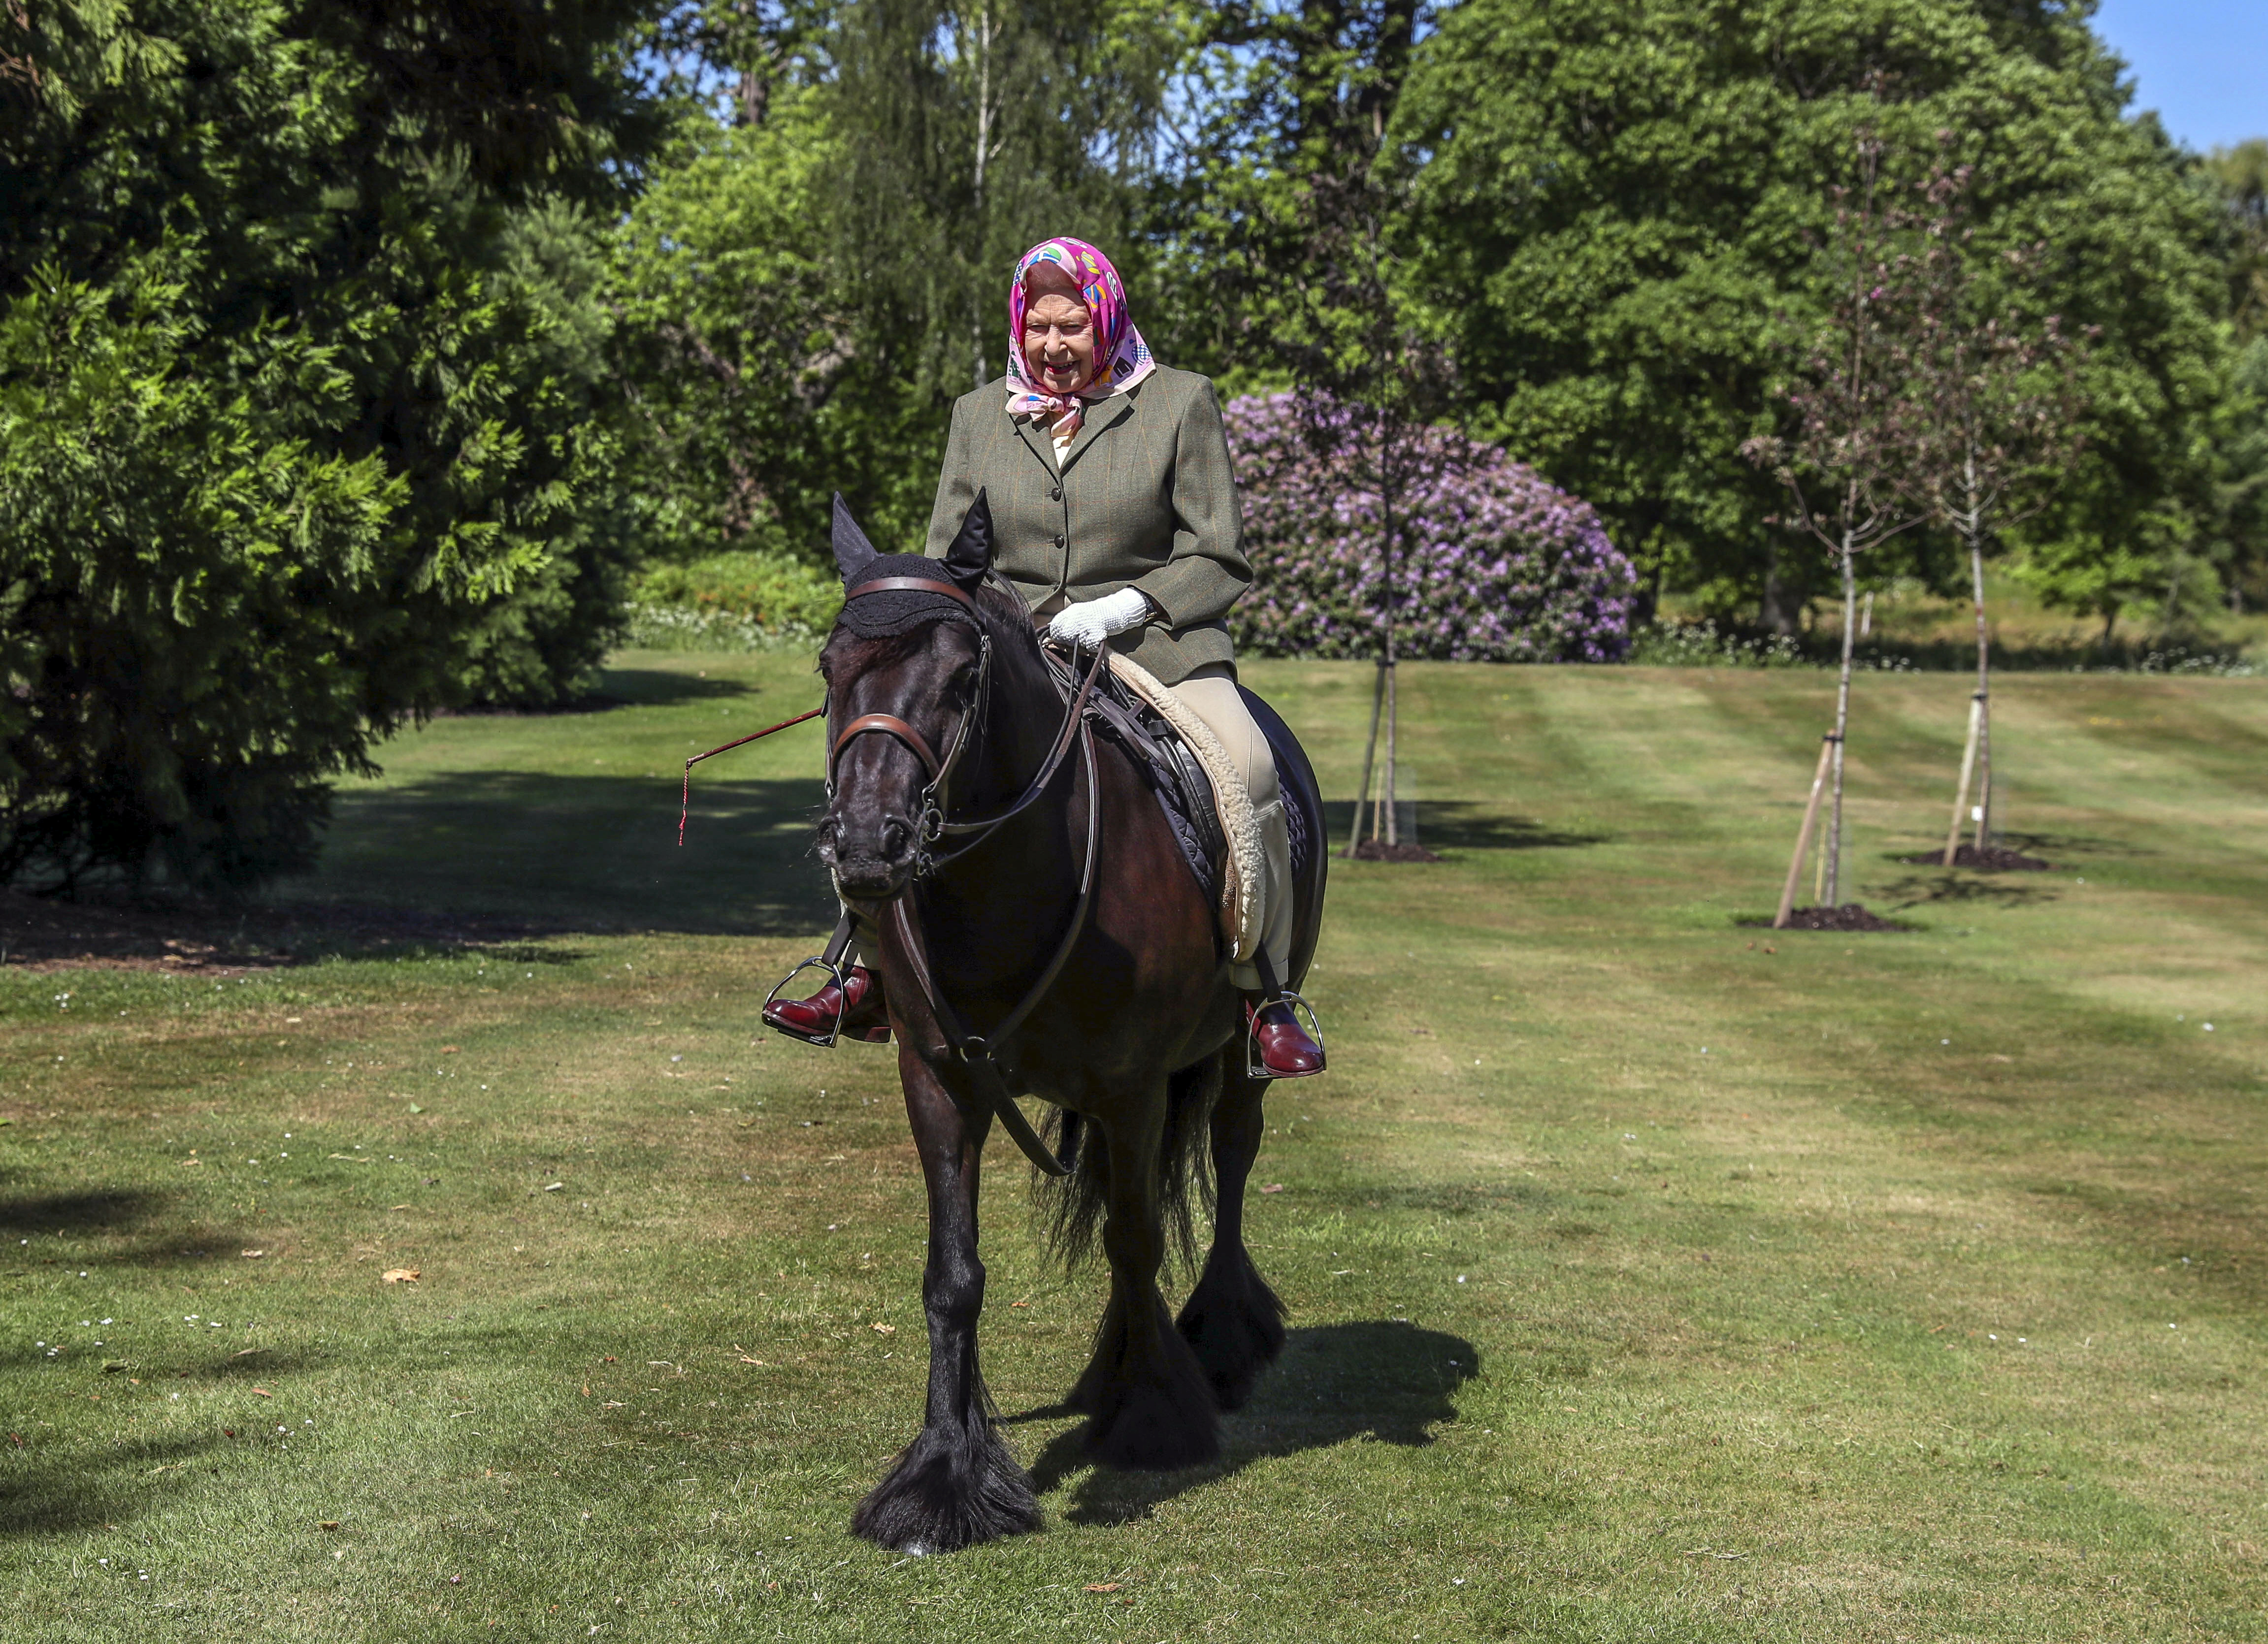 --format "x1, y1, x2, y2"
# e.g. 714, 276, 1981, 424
1775, 735, 1839, 930
1942, 692, 1983, 867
